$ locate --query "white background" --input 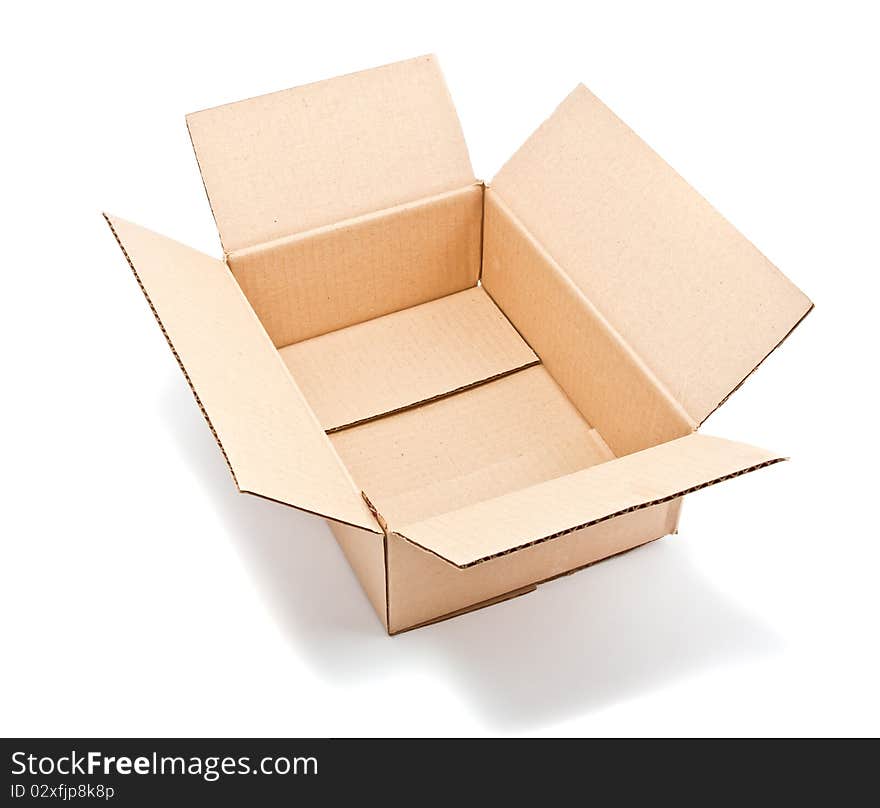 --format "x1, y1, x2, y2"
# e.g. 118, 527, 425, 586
2, 0, 878, 737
